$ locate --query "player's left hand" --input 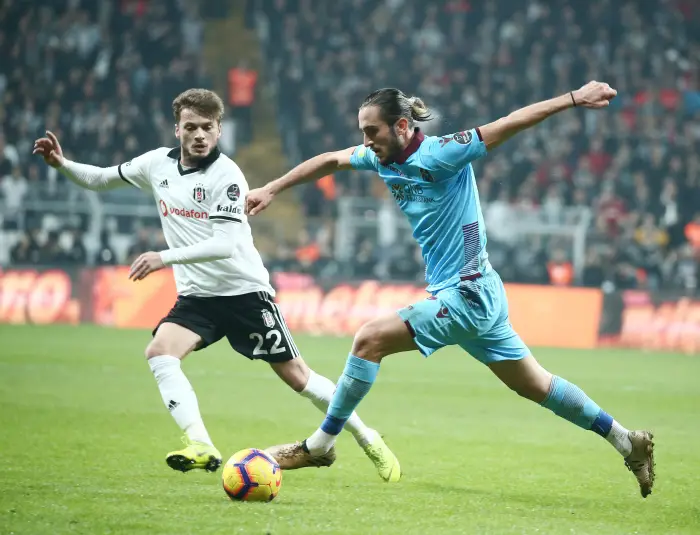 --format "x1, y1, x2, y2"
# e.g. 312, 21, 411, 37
572, 80, 617, 109
246, 185, 275, 216
129, 251, 166, 281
